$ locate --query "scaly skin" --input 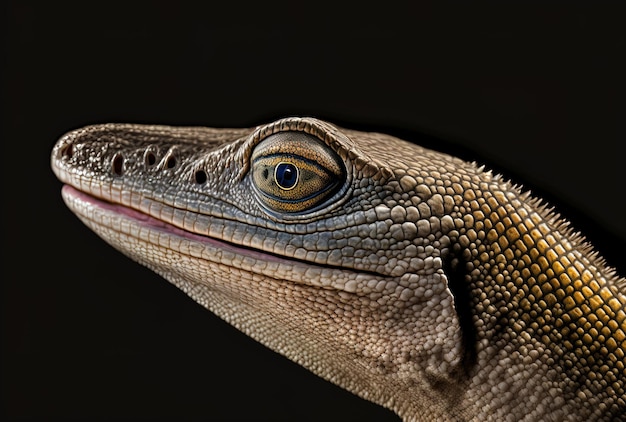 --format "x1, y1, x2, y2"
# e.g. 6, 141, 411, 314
51, 117, 625, 421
